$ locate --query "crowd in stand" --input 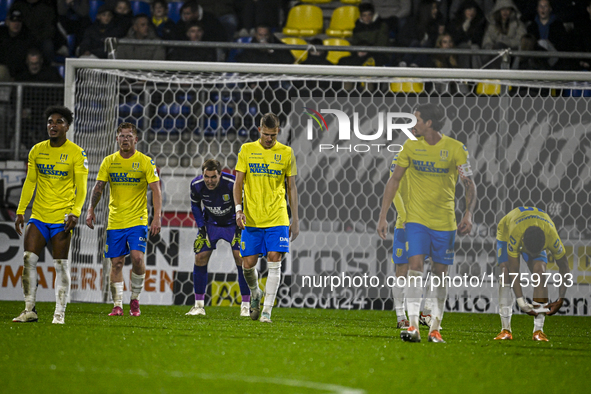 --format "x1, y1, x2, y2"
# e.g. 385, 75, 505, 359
1, 0, 591, 84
